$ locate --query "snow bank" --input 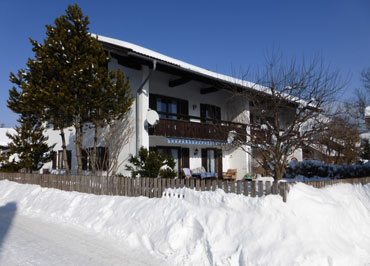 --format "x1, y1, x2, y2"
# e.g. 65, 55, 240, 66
0, 180, 370, 266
